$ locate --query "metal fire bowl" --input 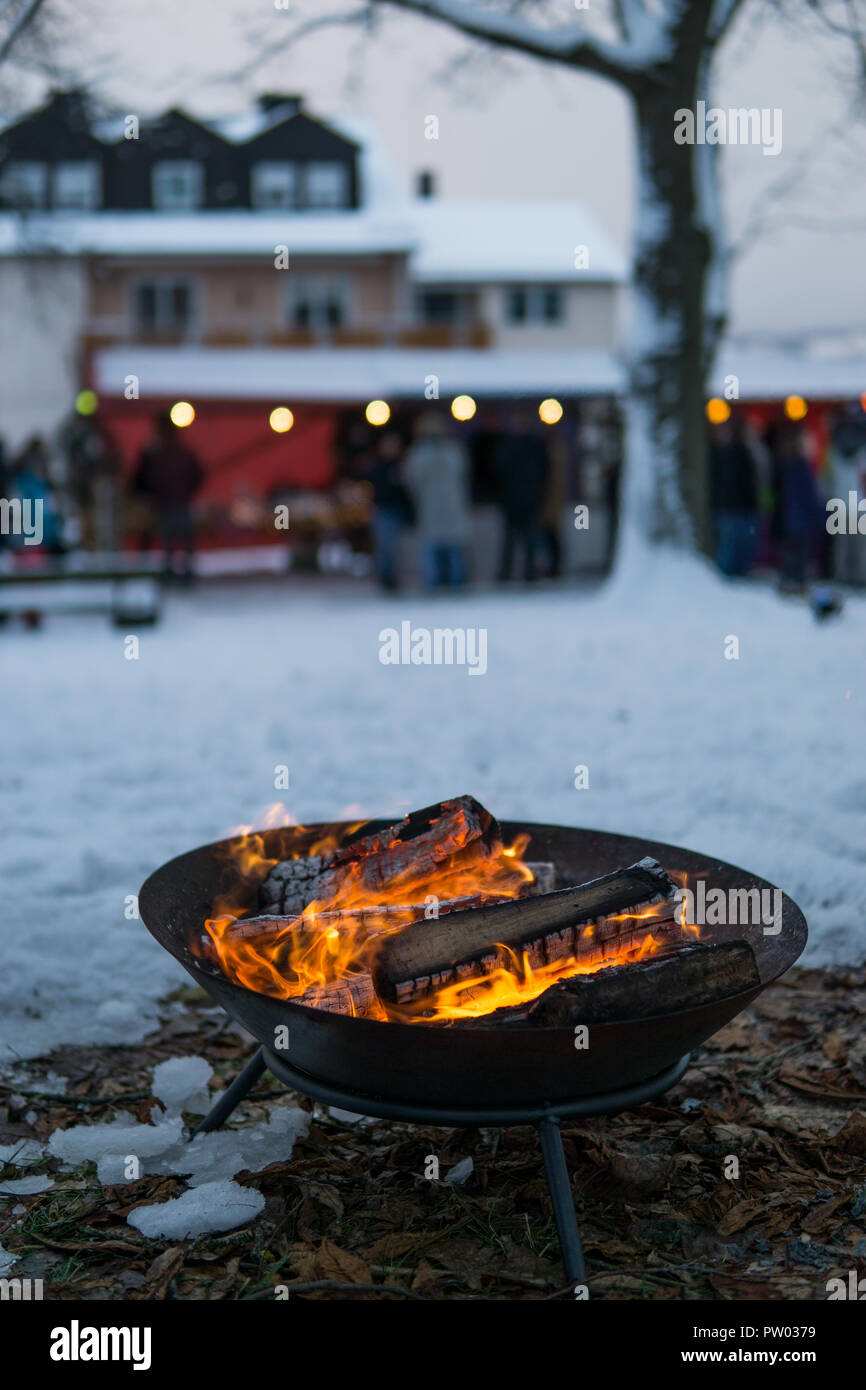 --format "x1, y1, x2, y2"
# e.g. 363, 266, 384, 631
139, 821, 807, 1108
